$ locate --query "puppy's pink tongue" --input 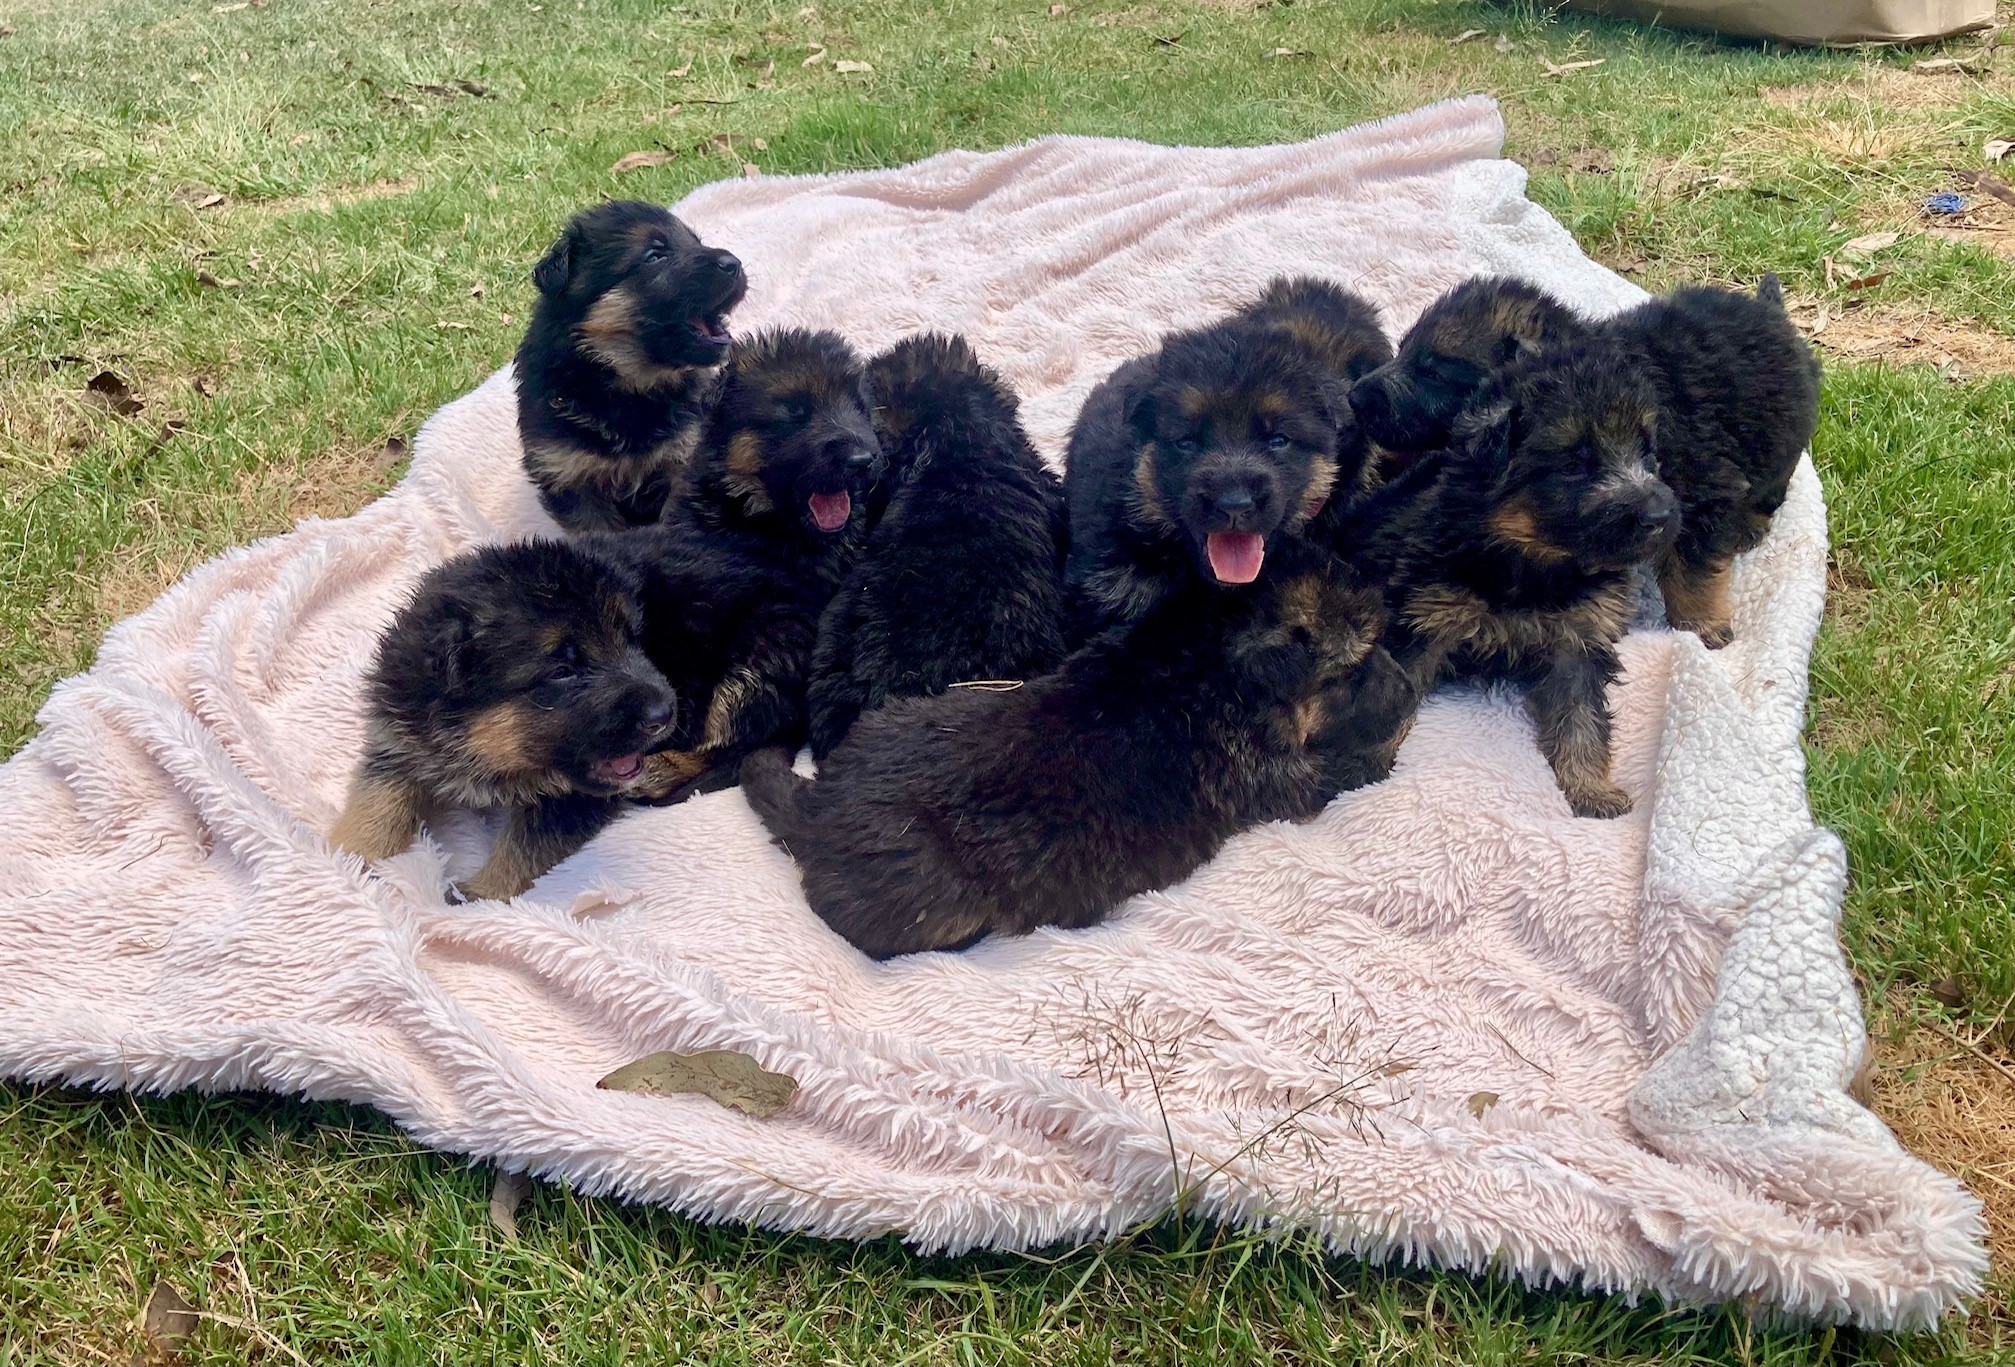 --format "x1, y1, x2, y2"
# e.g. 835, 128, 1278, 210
809, 491, 851, 532
596, 754, 644, 784
1206, 531, 1265, 584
